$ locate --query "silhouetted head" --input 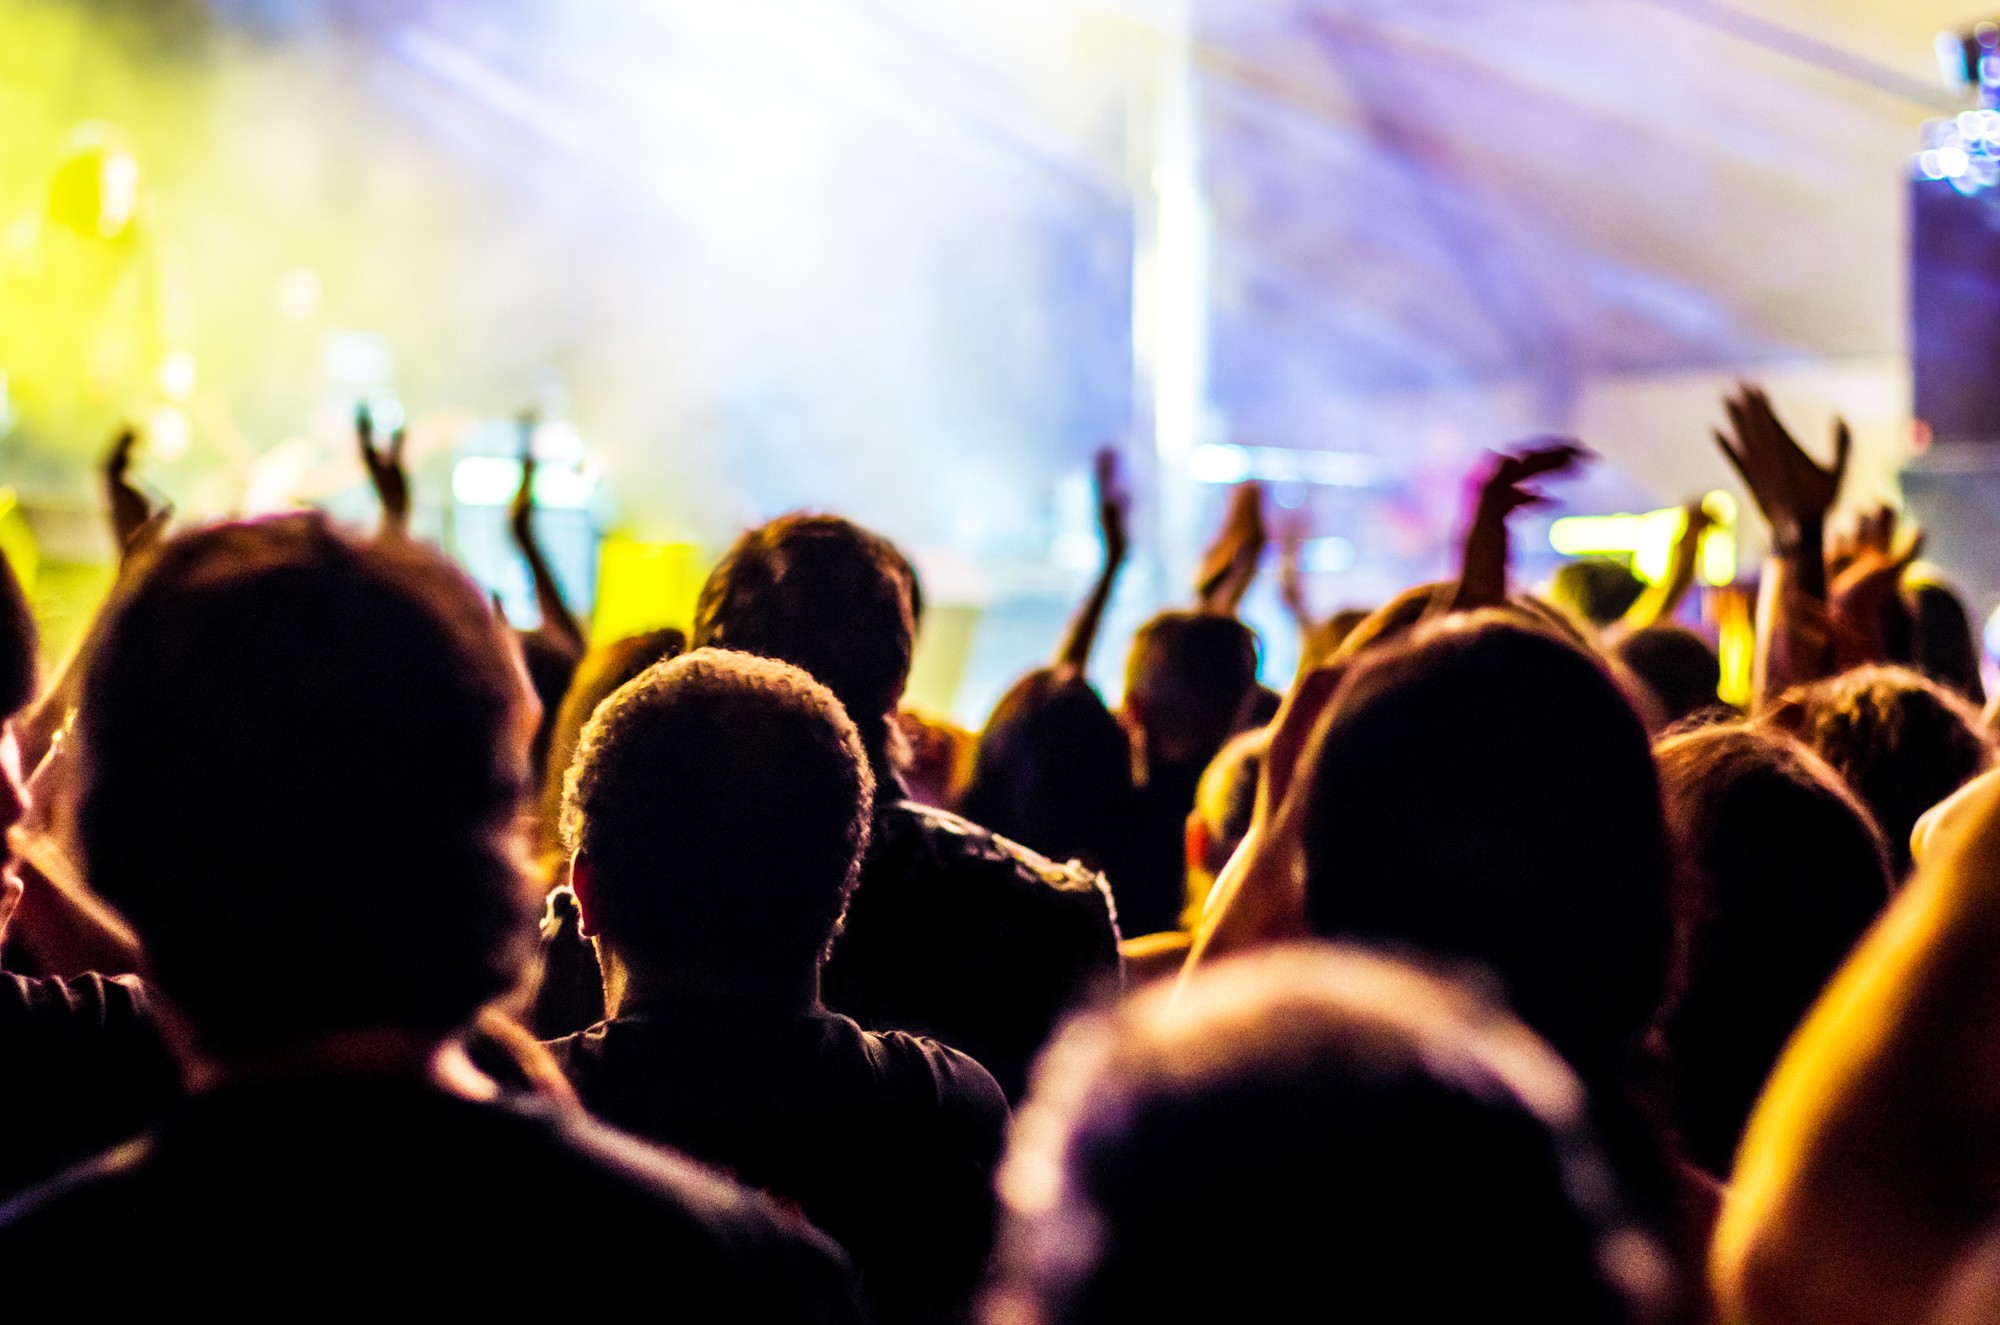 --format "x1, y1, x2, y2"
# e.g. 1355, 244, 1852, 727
1122, 611, 1259, 773
1299, 614, 1674, 1072
987, 945, 1667, 1325
1615, 626, 1724, 729
76, 514, 535, 1058
1763, 665, 1993, 877
692, 514, 916, 779
1906, 578, 1985, 707
536, 628, 686, 853
959, 667, 1132, 872
1652, 724, 1890, 1177
562, 649, 873, 1004
1550, 559, 1646, 629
